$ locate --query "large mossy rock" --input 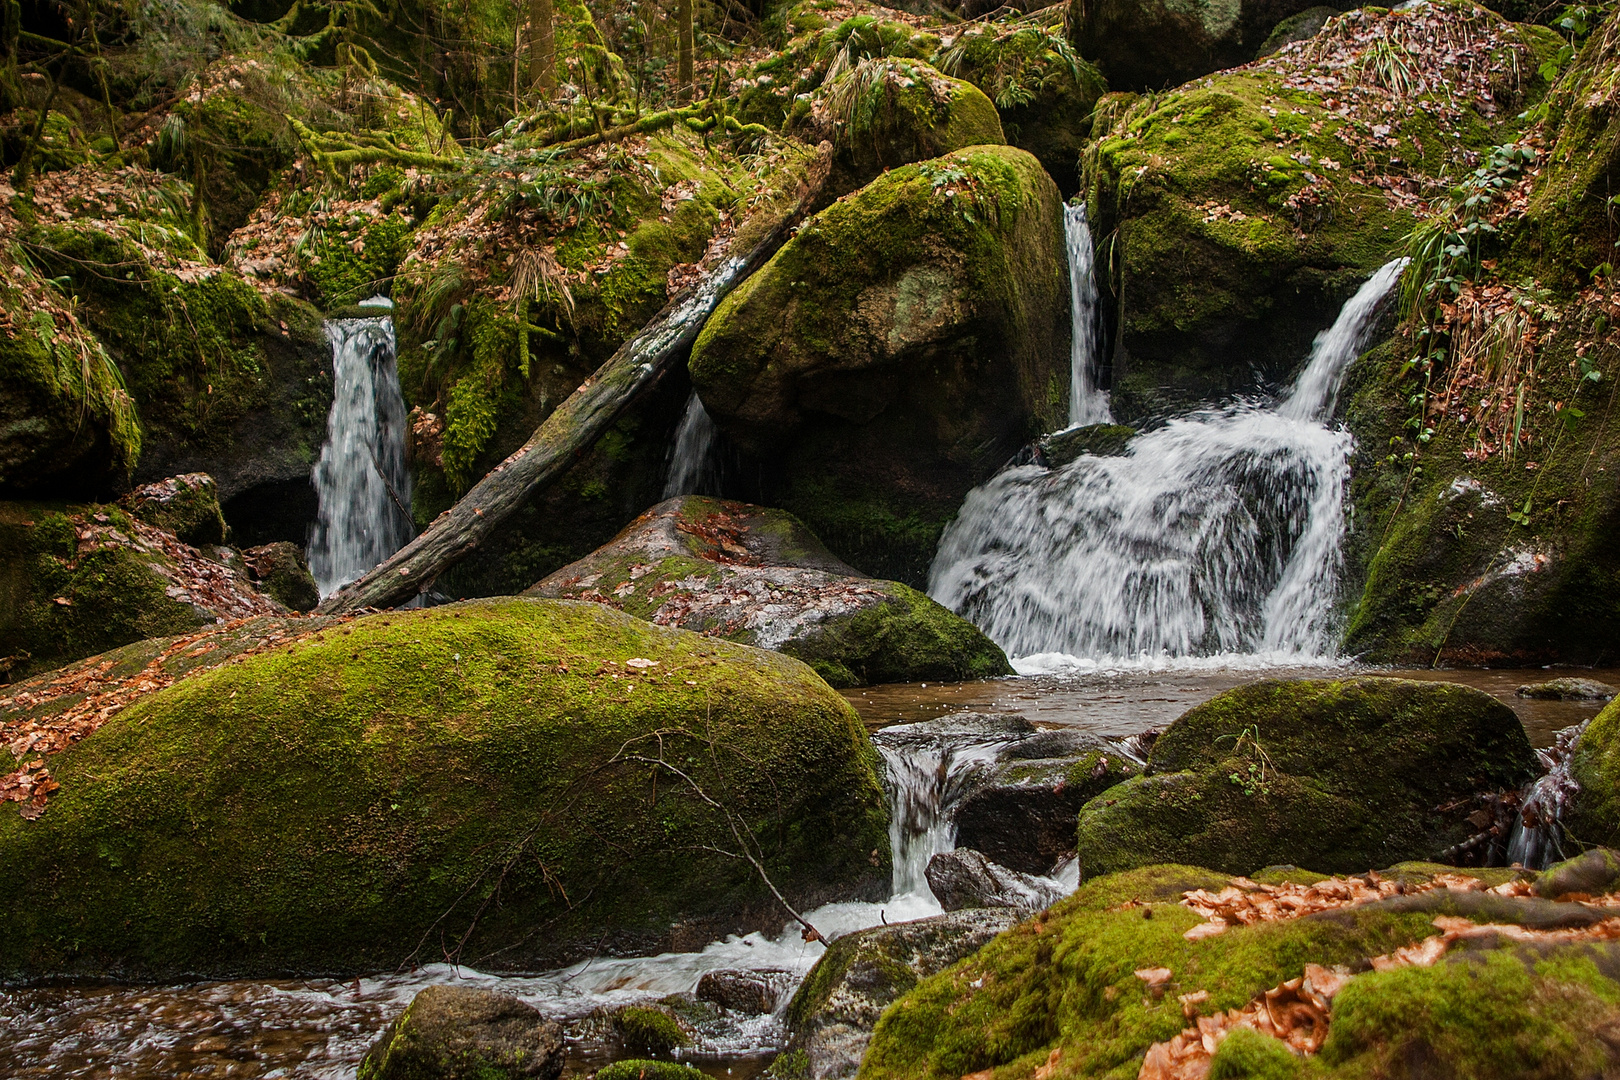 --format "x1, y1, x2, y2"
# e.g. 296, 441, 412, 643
0, 253, 140, 498
1566, 699, 1620, 849
525, 496, 1012, 687
1074, 678, 1537, 877
690, 144, 1067, 586
858, 863, 1620, 1080
810, 58, 1005, 199
359, 984, 564, 1080
0, 499, 283, 680
1082, 3, 1560, 421
0, 598, 890, 977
